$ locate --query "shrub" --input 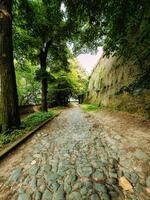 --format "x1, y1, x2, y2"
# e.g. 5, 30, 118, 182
0, 111, 54, 147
